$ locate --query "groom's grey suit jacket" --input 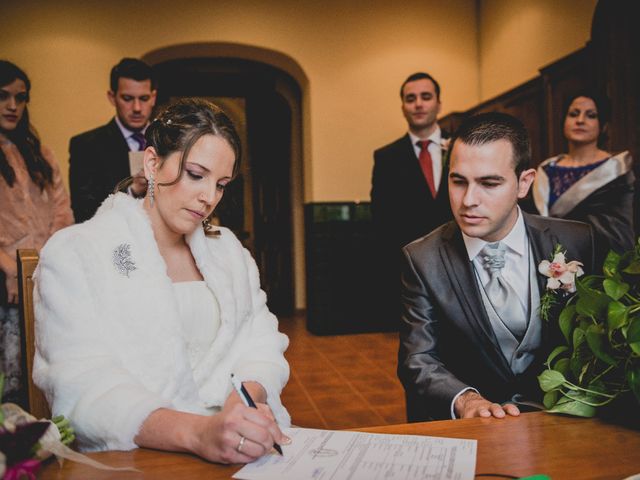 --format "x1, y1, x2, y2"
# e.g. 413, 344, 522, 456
398, 213, 595, 421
